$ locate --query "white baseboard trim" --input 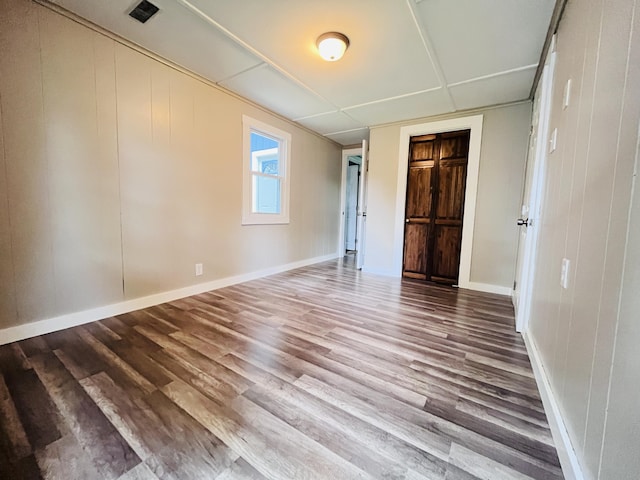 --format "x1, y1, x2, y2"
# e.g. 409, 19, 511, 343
463, 281, 512, 296
0, 253, 338, 346
523, 331, 585, 480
